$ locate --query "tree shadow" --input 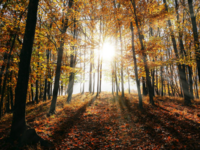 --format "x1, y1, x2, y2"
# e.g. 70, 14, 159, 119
122, 98, 200, 149
154, 96, 200, 116
117, 96, 168, 148
51, 96, 96, 146
155, 95, 199, 108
